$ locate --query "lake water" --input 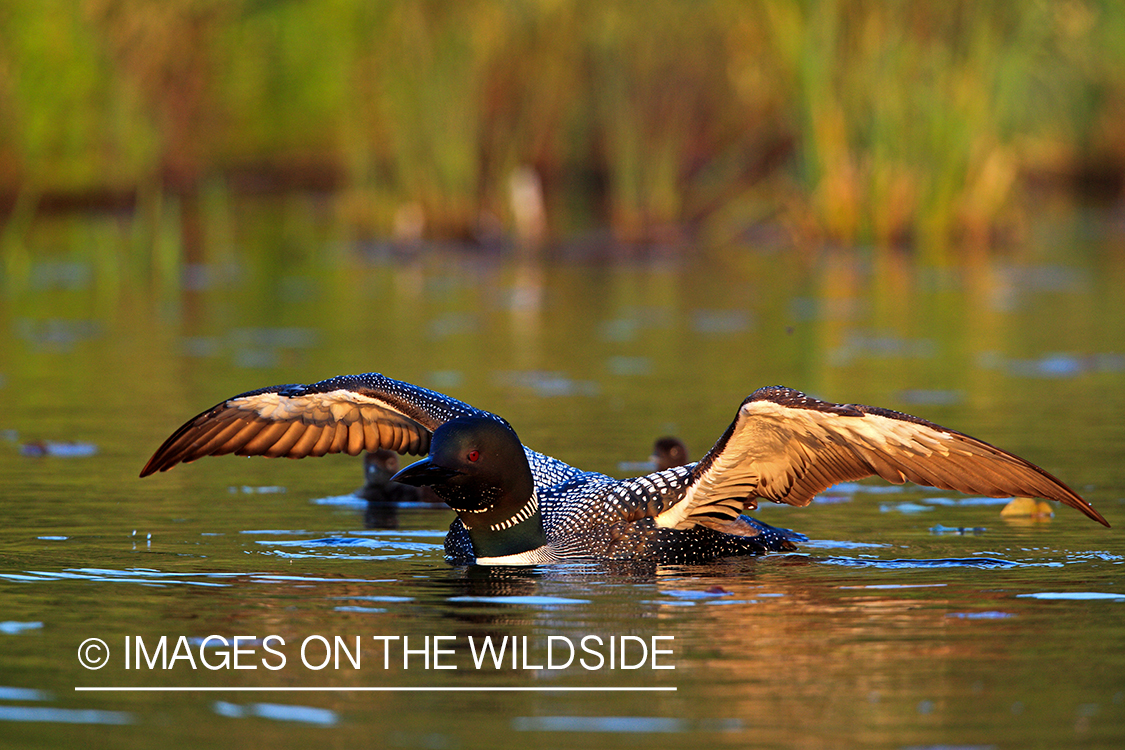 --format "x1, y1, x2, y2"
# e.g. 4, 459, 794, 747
1, 202, 1123, 749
